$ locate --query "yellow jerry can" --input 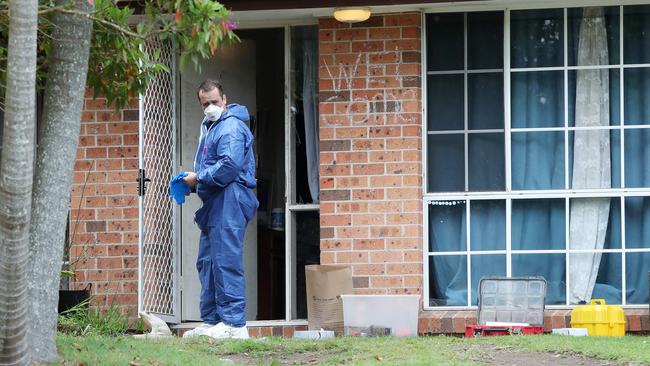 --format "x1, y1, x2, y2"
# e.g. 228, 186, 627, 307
570, 299, 626, 337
